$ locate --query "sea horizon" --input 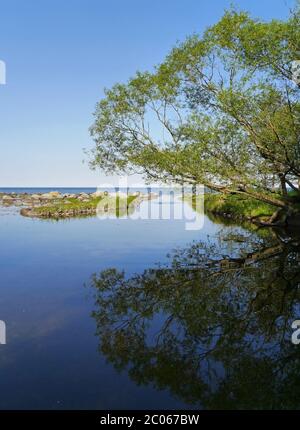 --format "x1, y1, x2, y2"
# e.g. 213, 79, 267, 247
0, 186, 199, 195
